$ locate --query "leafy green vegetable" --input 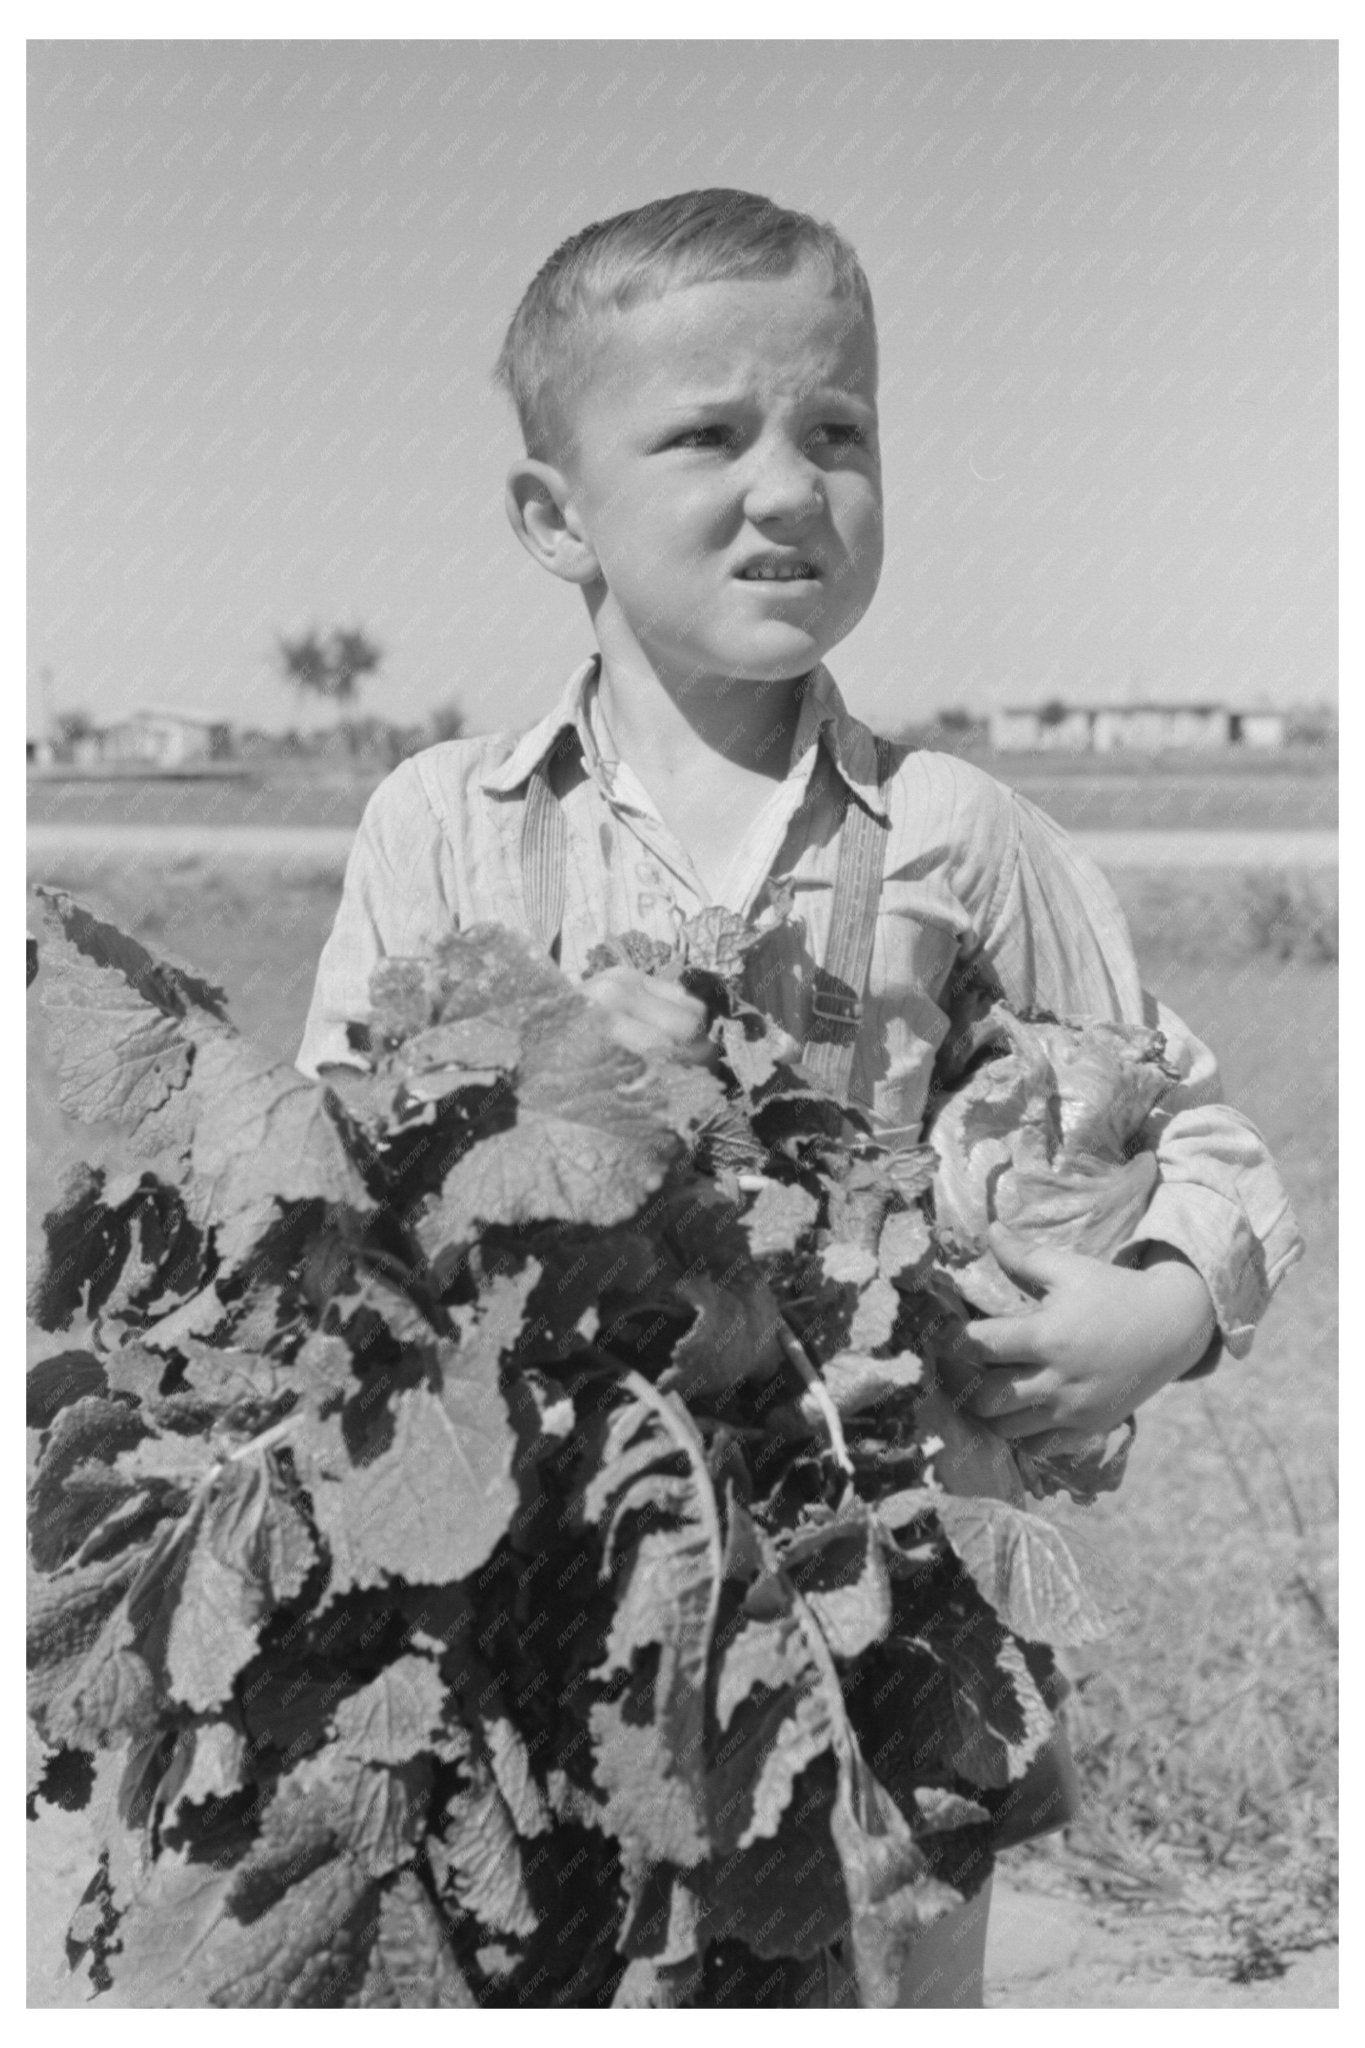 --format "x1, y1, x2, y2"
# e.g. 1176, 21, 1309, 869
925, 1001, 1178, 1312
27, 888, 1149, 2008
